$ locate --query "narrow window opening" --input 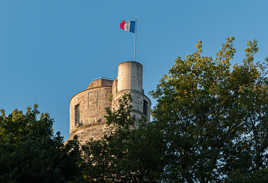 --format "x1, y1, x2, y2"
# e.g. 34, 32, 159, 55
74, 104, 80, 126
143, 100, 148, 116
